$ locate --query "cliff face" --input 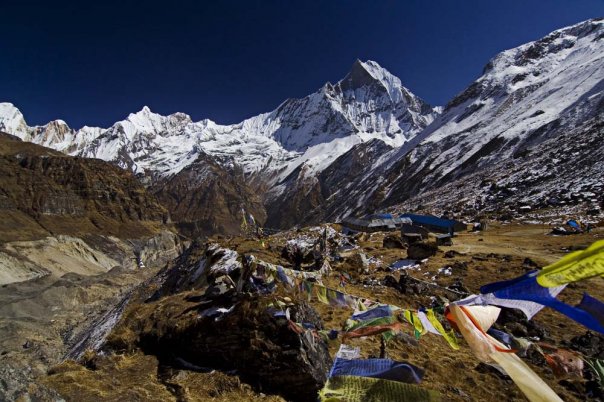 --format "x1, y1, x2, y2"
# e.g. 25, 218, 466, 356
150, 153, 267, 238
0, 132, 169, 242
0, 134, 186, 401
